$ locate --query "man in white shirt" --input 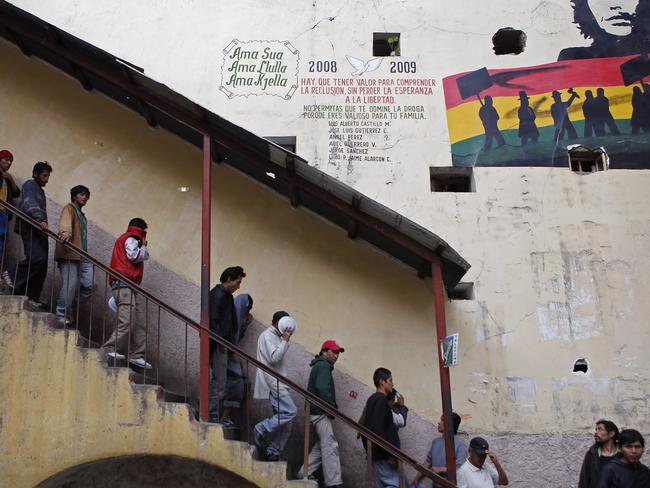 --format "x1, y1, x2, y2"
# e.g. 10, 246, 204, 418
457, 437, 508, 488
252, 311, 297, 461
